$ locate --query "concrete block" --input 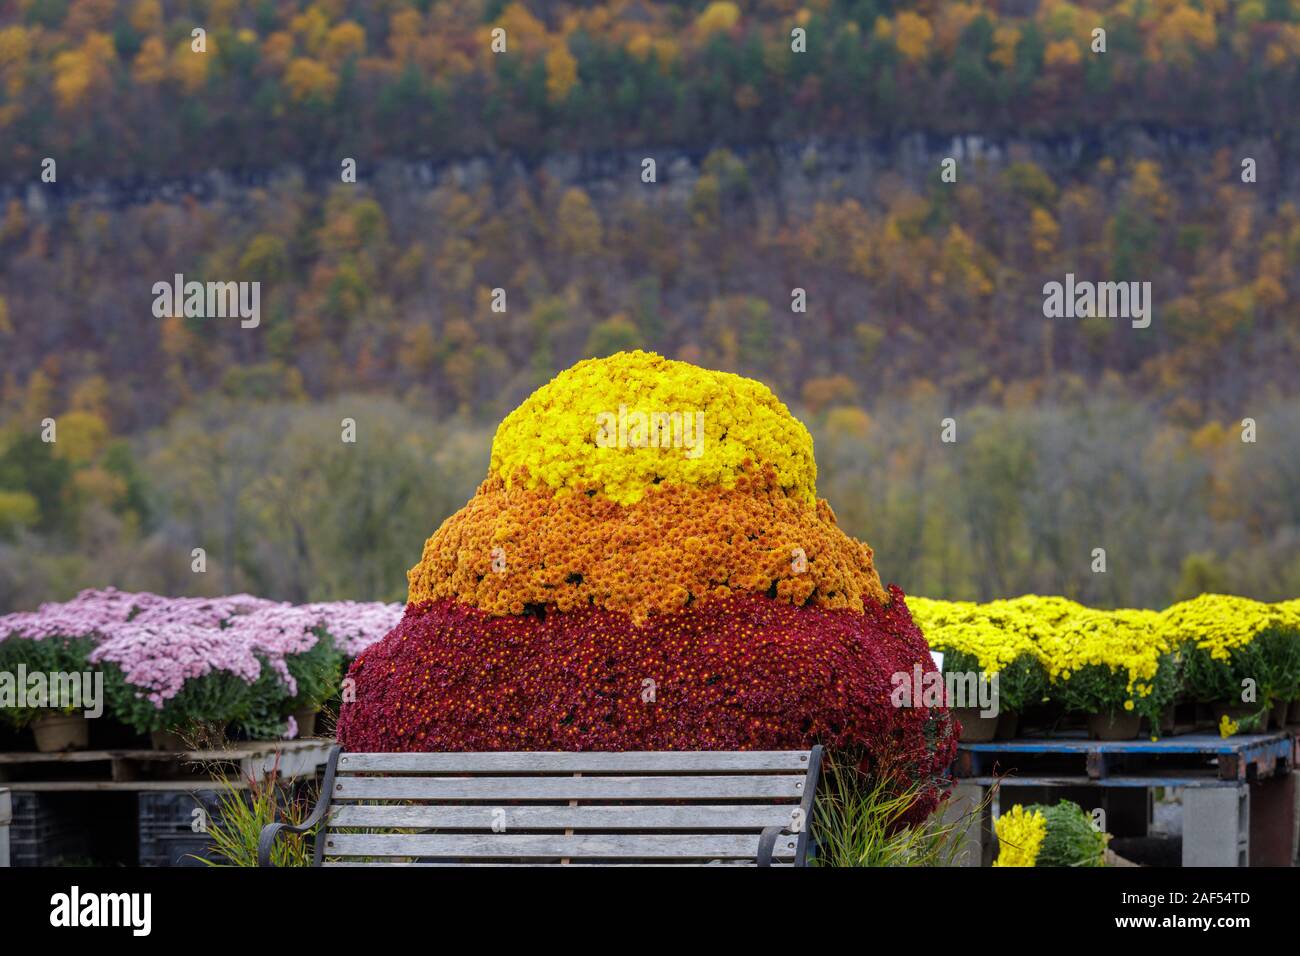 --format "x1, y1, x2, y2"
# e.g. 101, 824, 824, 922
0, 788, 10, 868
943, 783, 993, 867
1183, 785, 1248, 867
